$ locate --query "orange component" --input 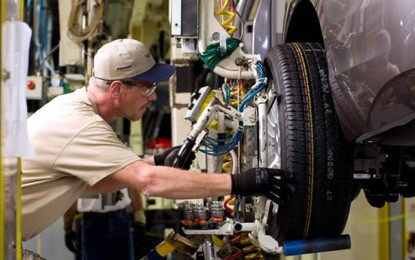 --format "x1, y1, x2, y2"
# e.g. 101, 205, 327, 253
180, 219, 193, 226
195, 219, 207, 226
212, 216, 225, 223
